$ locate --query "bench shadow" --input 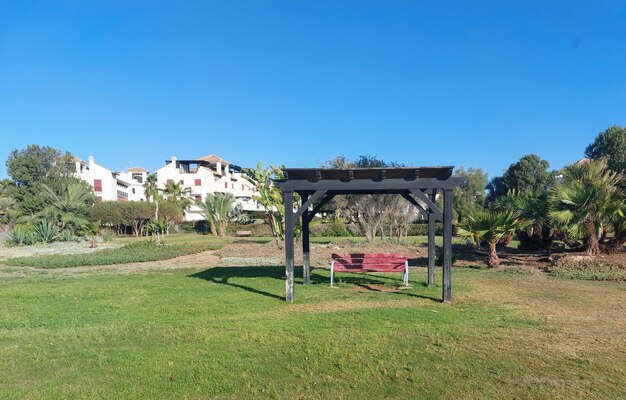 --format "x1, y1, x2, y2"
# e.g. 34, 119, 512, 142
190, 265, 440, 302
